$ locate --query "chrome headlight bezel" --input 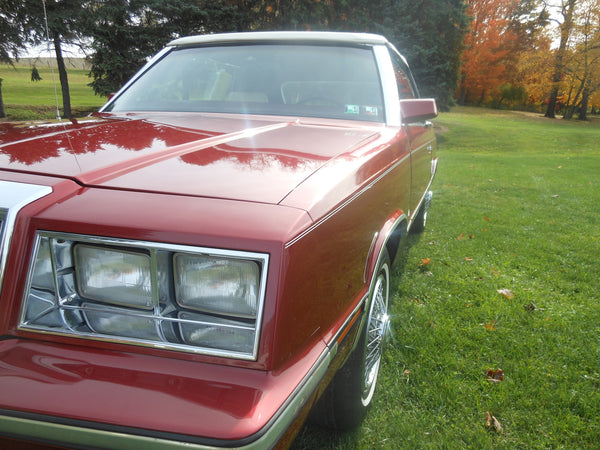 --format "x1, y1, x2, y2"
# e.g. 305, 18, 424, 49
19, 231, 269, 360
